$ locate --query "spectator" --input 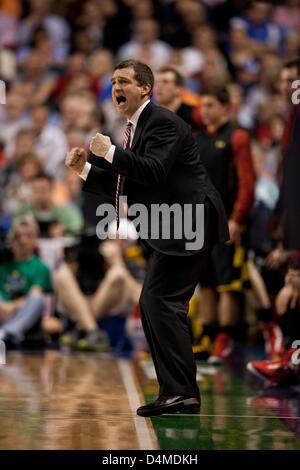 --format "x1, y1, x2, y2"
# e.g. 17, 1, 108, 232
0, 94, 29, 159
247, 59, 300, 384
283, 29, 300, 61
272, 0, 300, 31
181, 25, 219, 77
53, 219, 144, 352
53, 260, 109, 352
73, 0, 104, 49
16, 49, 57, 108
2, 153, 42, 216
89, 49, 114, 102
163, 0, 207, 48
231, 1, 282, 56
0, 216, 52, 346
155, 66, 202, 131
15, 173, 83, 239
0, 129, 37, 203
18, 25, 65, 67
59, 94, 96, 133
18, 0, 70, 63
194, 86, 255, 363
118, 18, 172, 71
52, 52, 88, 103
31, 105, 68, 178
